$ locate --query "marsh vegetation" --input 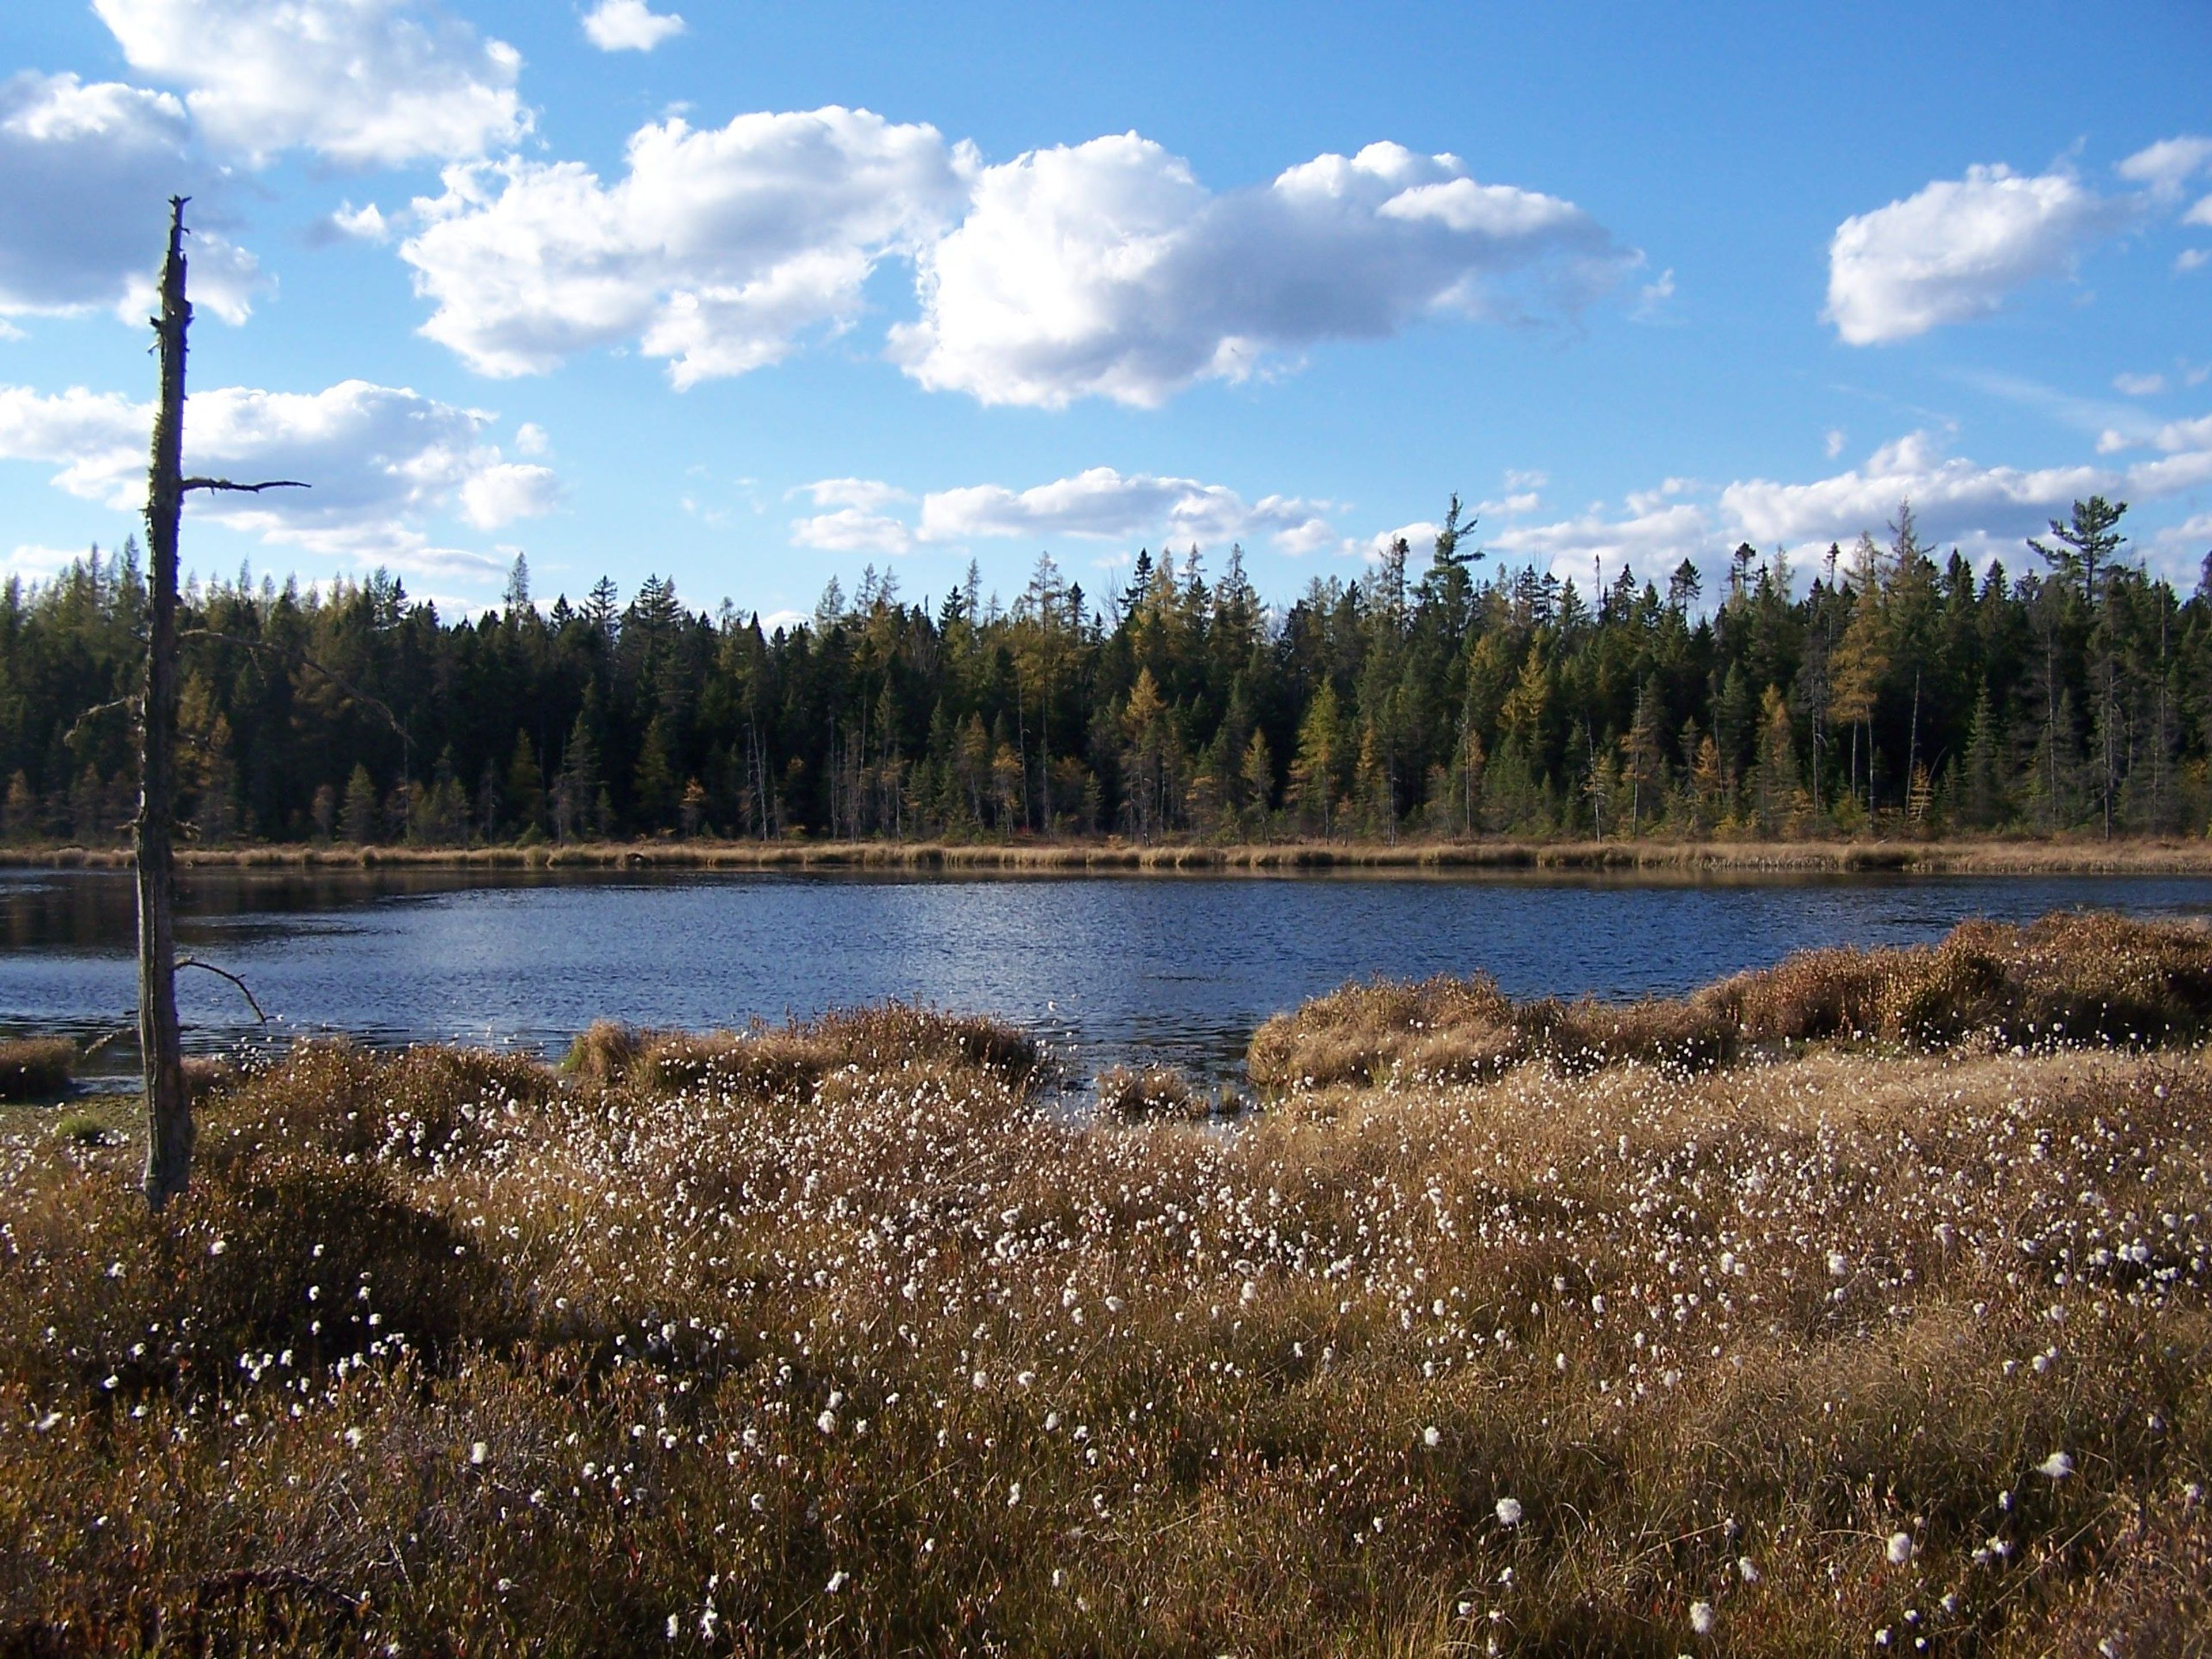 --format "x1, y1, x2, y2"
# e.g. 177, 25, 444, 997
3, 917, 2210, 1653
